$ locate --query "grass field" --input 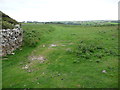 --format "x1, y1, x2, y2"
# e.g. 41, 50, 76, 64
2, 24, 118, 88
